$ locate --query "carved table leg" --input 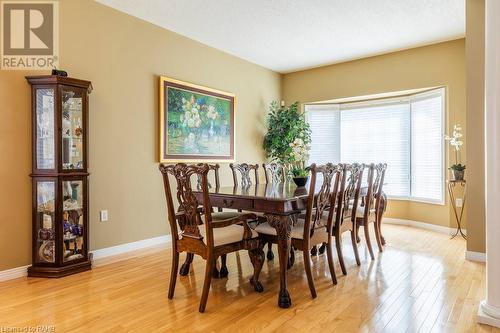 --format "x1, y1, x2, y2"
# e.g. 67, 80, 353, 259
287, 247, 295, 270
180, 253, 194, 276
219, 254, 229, 278
212, 256, 220, 278
266, 214, 292, 308
249, 244, 265, 292
318, 242, 327, 254
266, 242, 274, 260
